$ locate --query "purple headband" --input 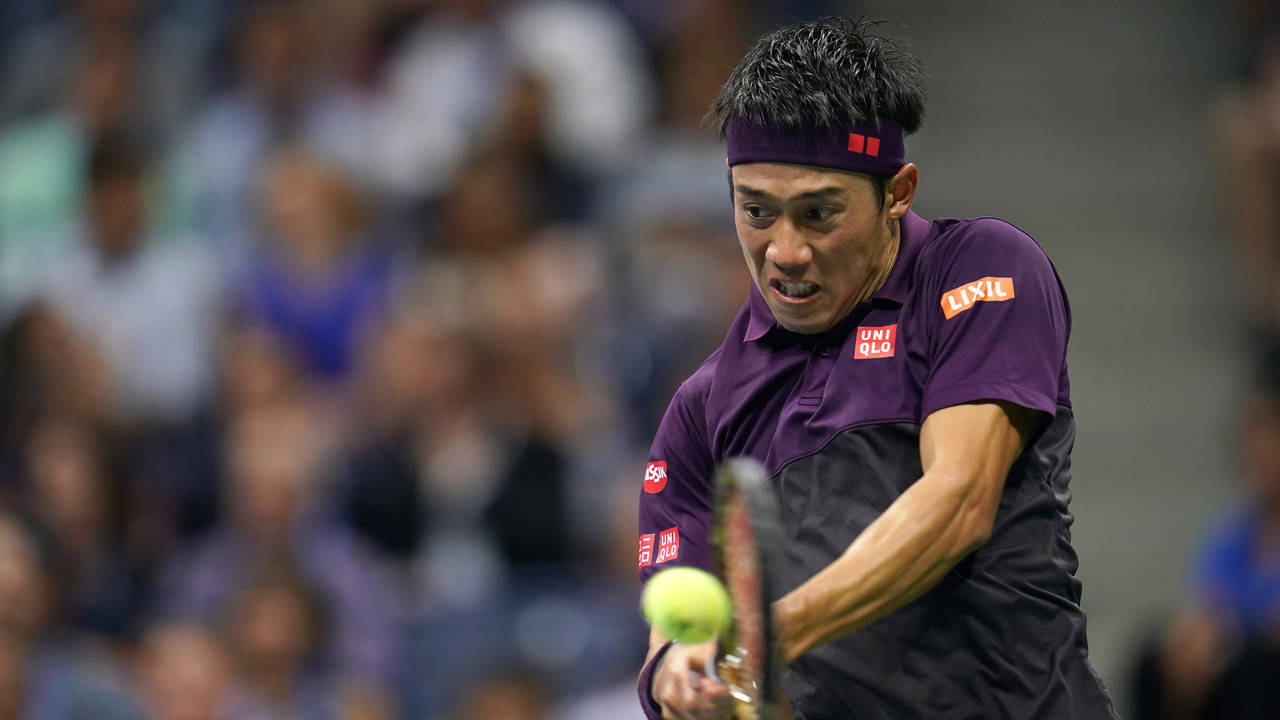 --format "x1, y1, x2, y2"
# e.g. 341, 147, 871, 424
725, 114, 906, 176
